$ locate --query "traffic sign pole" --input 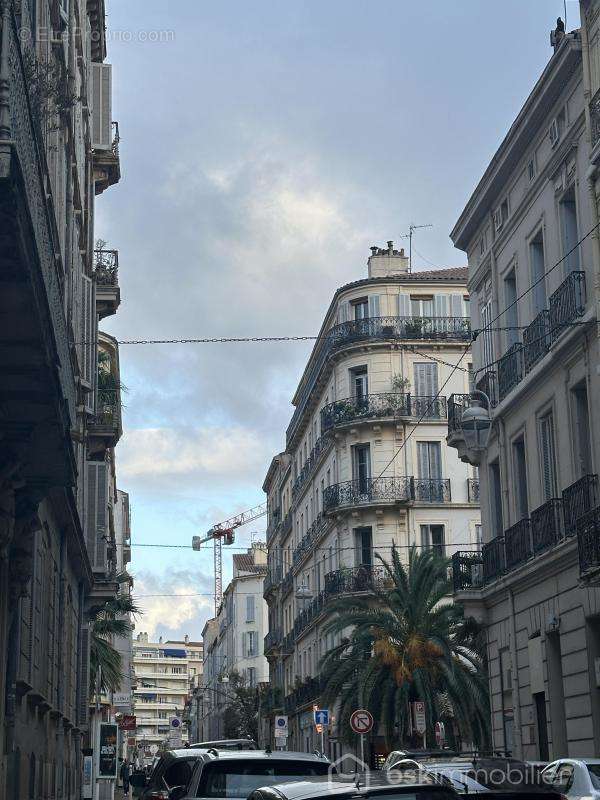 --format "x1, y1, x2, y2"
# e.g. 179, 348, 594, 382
360, 734, 364, 768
